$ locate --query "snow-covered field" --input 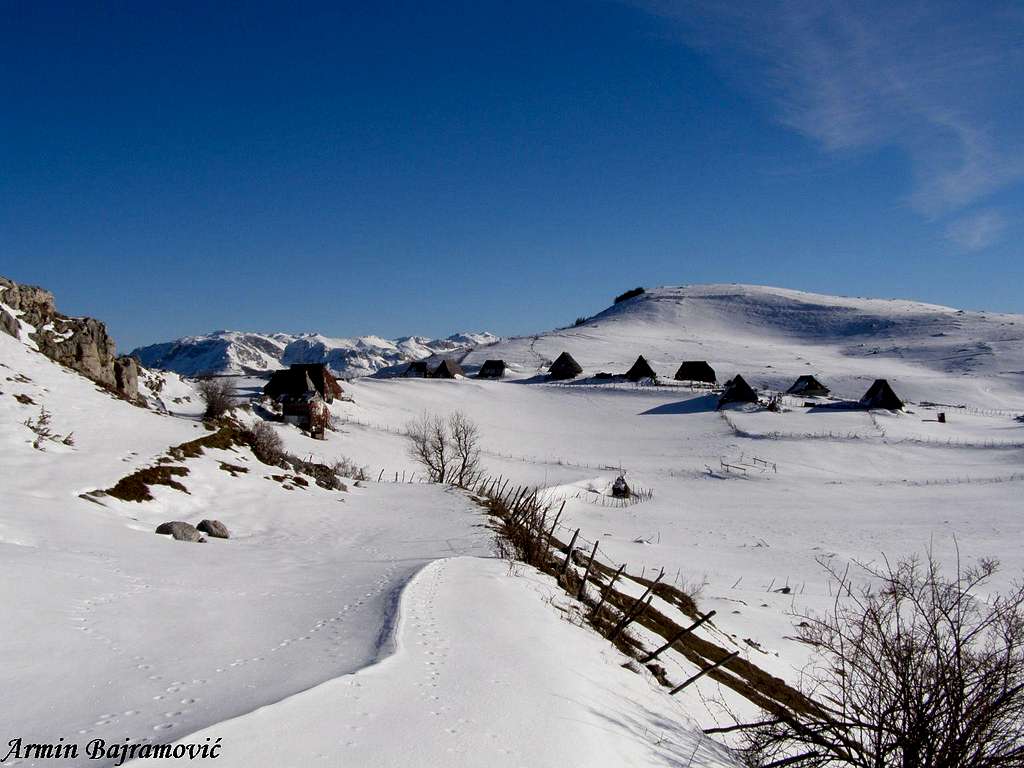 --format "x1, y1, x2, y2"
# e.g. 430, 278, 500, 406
3, 284, 1023, 766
